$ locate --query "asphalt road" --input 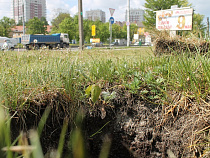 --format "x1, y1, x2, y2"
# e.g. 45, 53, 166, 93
13, 45, 148, 52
